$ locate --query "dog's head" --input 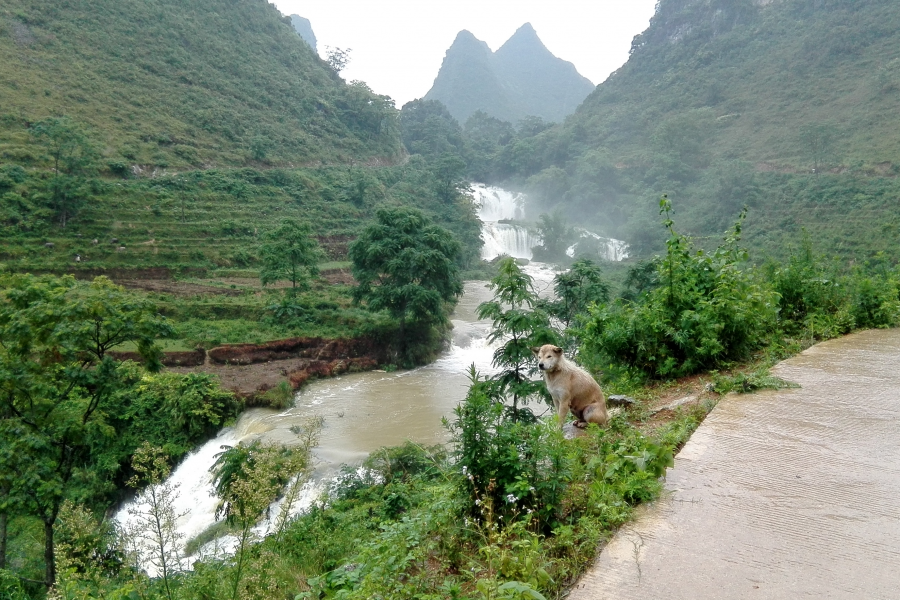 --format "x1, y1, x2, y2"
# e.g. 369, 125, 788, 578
531, 344, 563, 372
